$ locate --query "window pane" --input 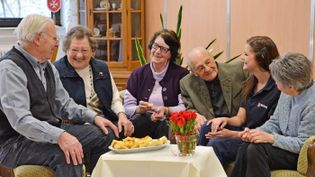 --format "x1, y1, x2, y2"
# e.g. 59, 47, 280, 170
131, 13, 141, 37
109, 40, 123, 62
78, 0, 86, 25
0, 0, 51, 18
108, 0, 121, 11
109, 13, 121, 38
132, 39, 142, 61
79, 0, 85, 10
131, 0, 141, 10
94, 14, 107, 37
79, 12, 86, 26
95, 40, 108, 61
